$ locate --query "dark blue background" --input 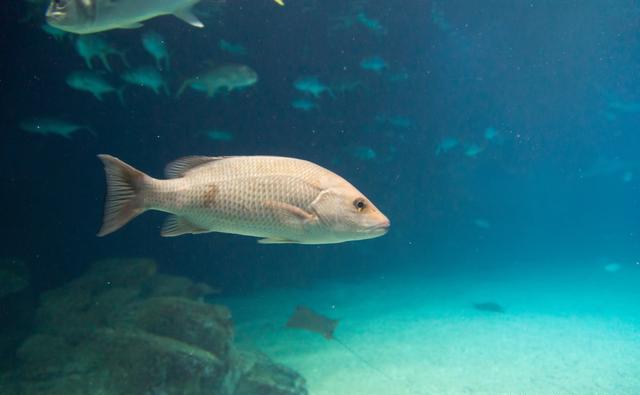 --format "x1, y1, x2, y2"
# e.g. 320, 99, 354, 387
1, 0, 638, 296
